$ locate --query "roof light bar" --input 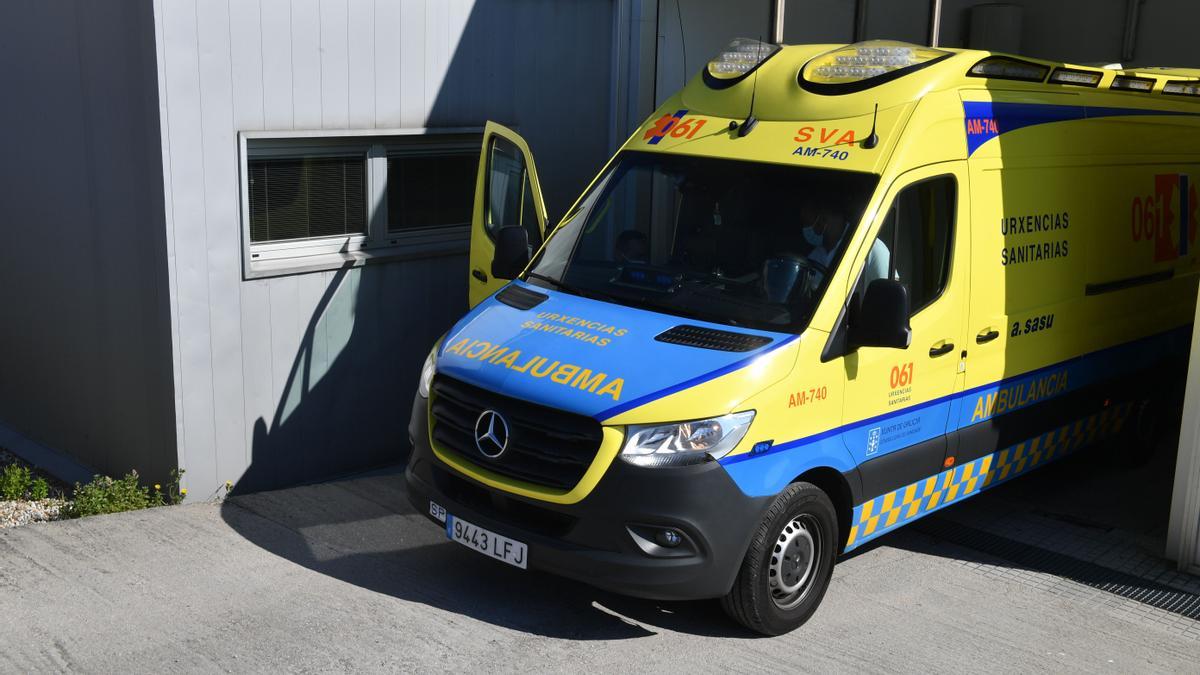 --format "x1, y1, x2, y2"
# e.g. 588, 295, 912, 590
705, 38, 780, 83
799, 40, 950, 94
967, 56, 1049, 83
1049, 68, 1102, 87
1163, 80, 1200, 97
1110, 75, 1155, 92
